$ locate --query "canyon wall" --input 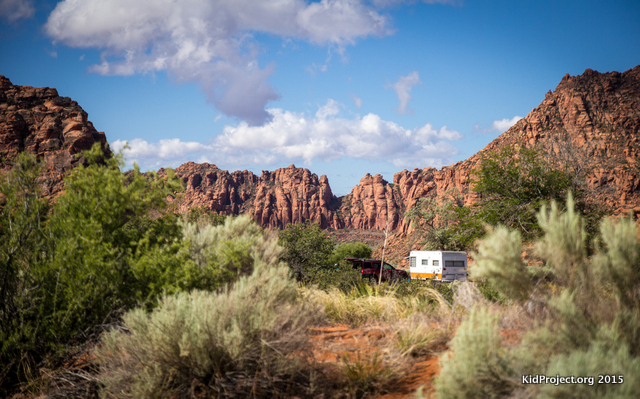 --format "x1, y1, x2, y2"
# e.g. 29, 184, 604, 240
2, 65, 639, 231
0, 75, 109, 195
